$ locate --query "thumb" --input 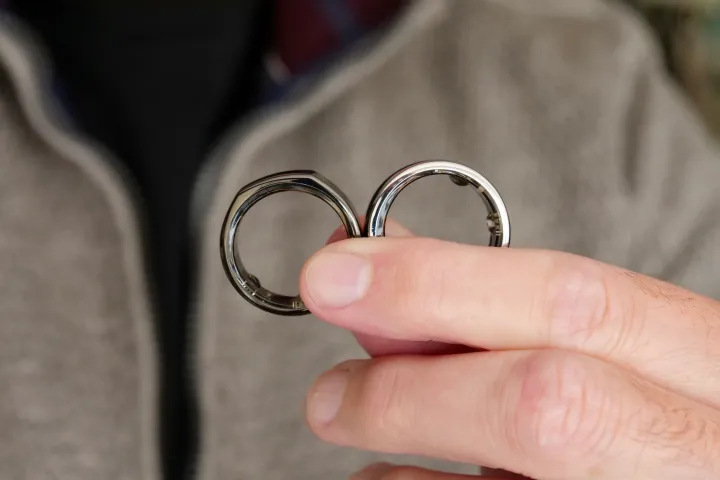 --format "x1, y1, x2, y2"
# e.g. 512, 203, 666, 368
321, 217, 472, 357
